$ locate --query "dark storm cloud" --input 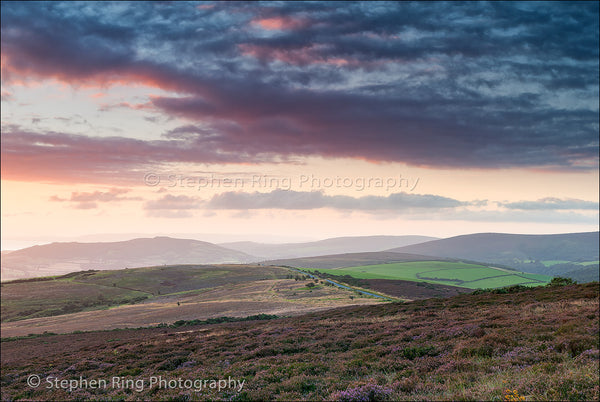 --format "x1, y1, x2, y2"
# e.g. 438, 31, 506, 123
1, 1, 598, 177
